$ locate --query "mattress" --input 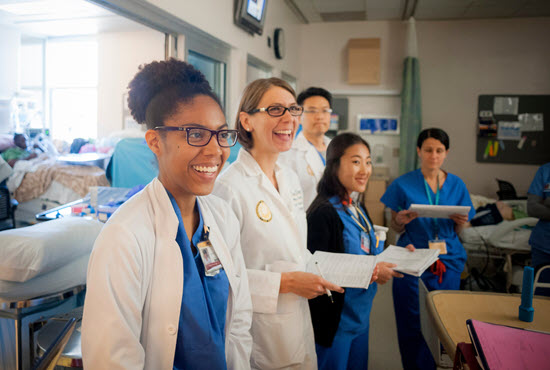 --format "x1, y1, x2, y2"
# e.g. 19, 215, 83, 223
0, 253, 89, 301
